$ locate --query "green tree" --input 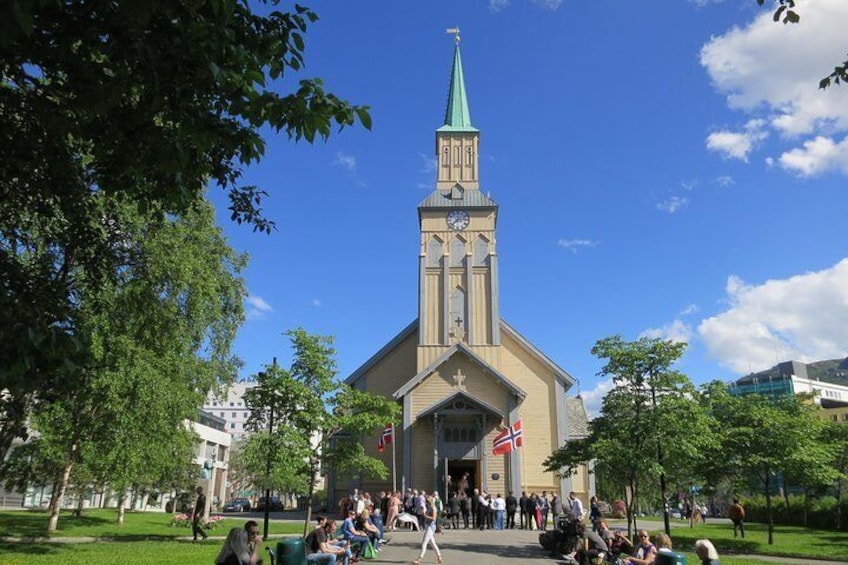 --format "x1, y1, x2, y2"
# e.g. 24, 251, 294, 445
706, 384, 827, 544
546, 336, 707, 536
0, 197, 246, 532
0, 1, 370, 424
243, 329, 400, 536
